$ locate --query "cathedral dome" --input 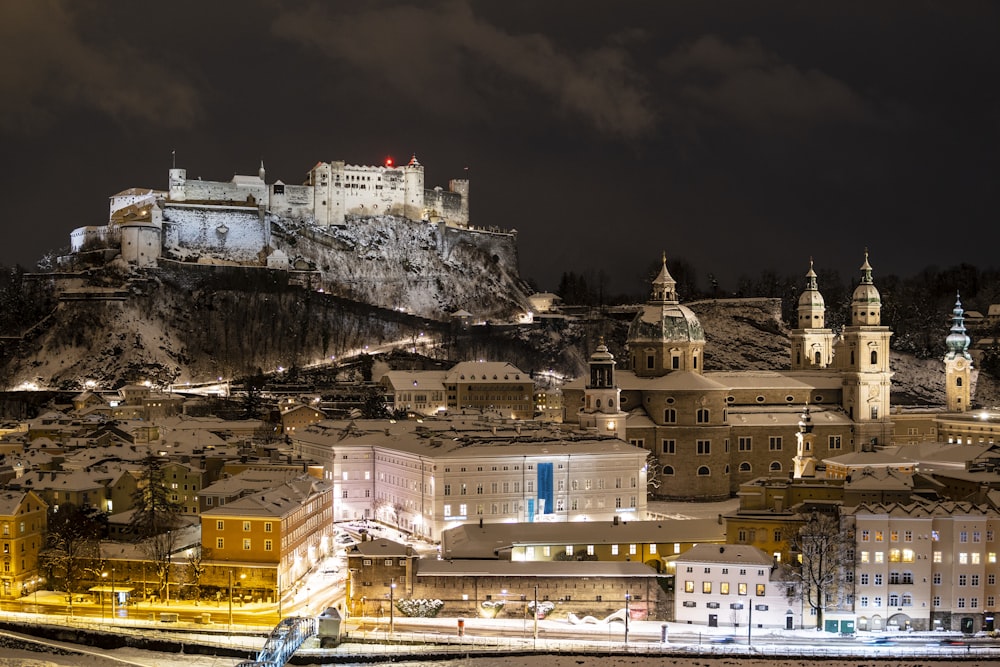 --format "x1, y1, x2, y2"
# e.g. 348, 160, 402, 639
628, 302, 706, 345
628, 254, 705, 345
